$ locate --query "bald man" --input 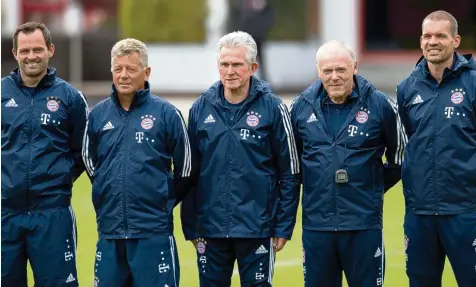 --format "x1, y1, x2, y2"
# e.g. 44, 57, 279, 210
290, 40, 407, 287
